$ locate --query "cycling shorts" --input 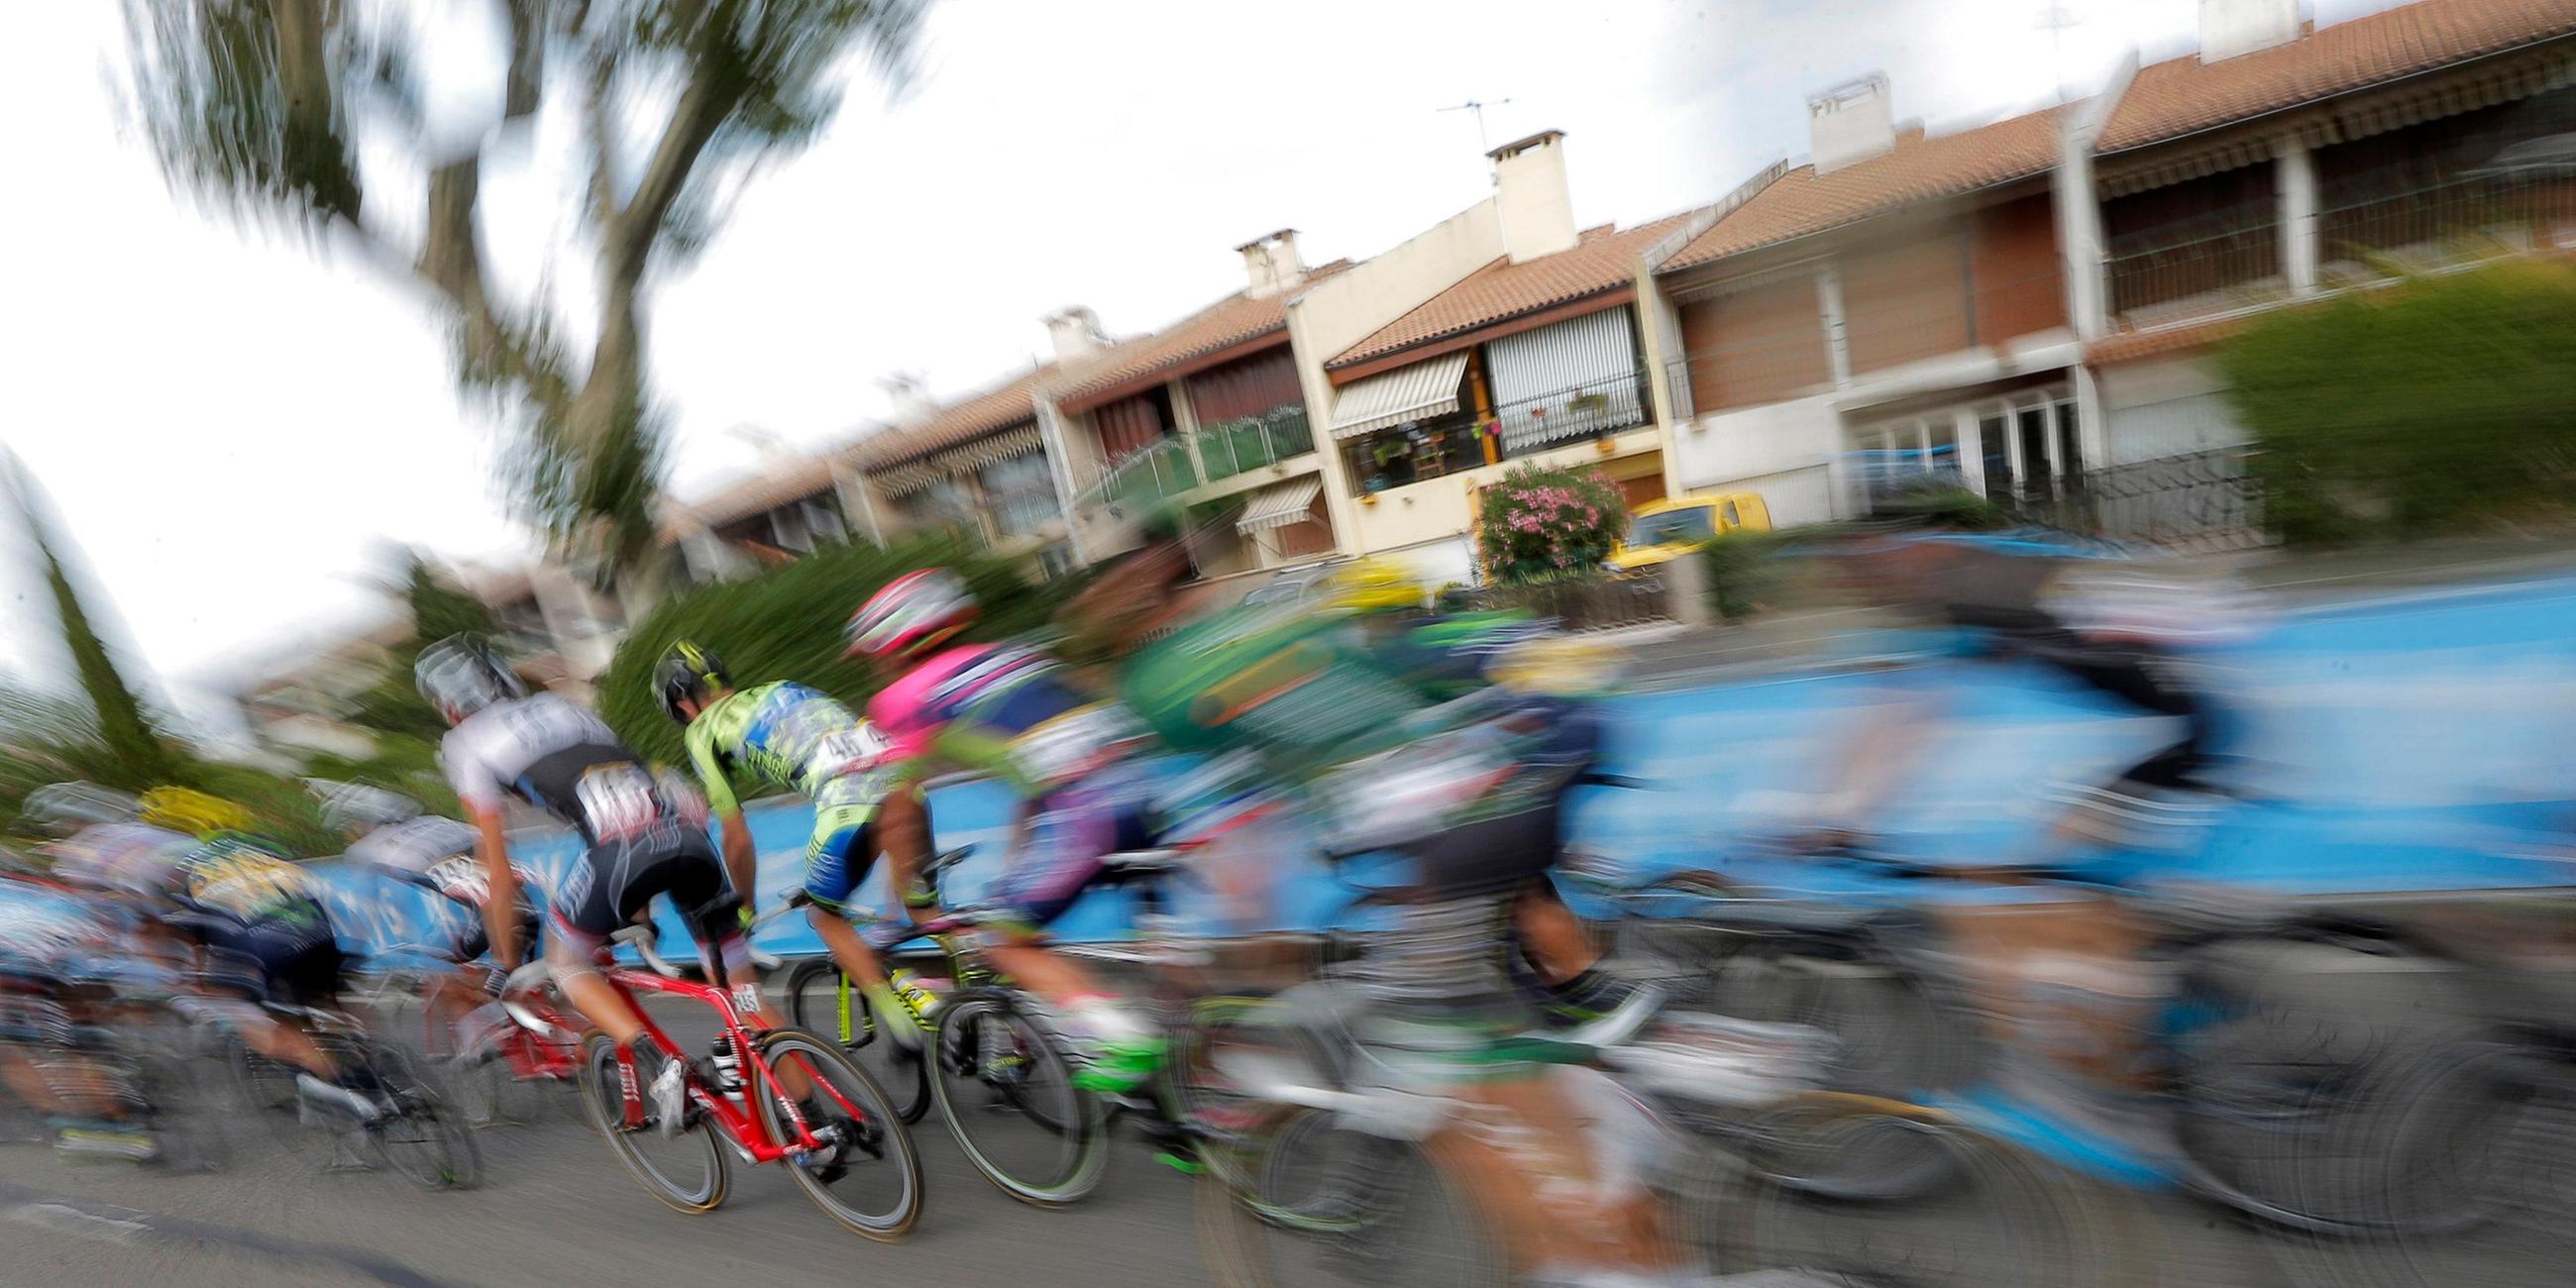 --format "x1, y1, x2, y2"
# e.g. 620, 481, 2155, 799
803, 773, 911, 916
988, 764, 1159, 935
199, 904, 346, 1010
548, 822, 740, 950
